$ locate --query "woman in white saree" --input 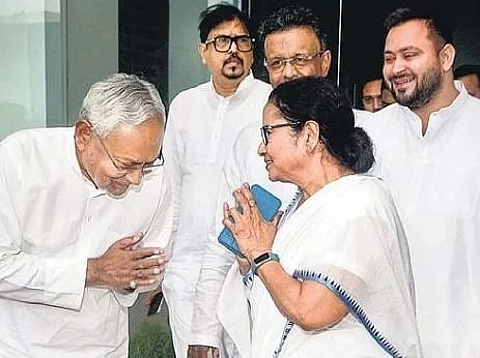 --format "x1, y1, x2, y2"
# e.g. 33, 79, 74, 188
218, 77, 422, 357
